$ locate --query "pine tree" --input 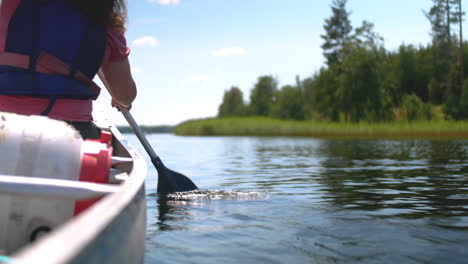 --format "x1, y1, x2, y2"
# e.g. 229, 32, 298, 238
321, 0, 353, 66
424, 0, 458, 103
452, 0, 464, 95
425, 0, 465, 117
425, 0, 448, 46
